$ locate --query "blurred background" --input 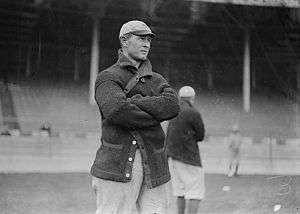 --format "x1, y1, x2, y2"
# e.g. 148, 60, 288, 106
0, 0, 299, 213
0, 0, 299, 138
